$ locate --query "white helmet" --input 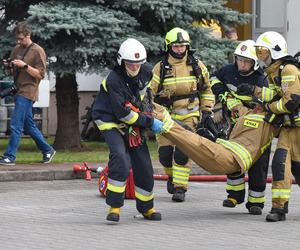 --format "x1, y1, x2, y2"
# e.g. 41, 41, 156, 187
234, 40, 259, 70
255, 31, 288, 60
117, 38, 147, 66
